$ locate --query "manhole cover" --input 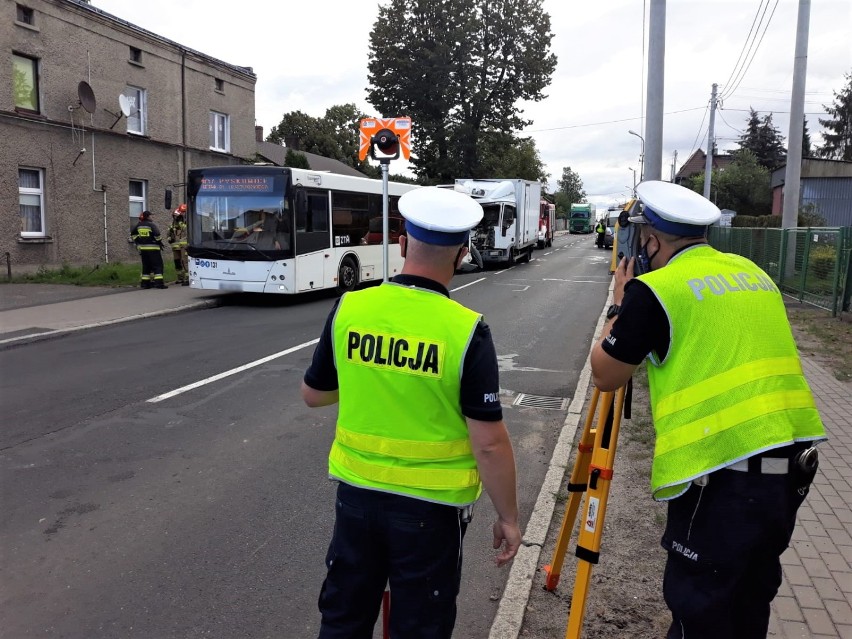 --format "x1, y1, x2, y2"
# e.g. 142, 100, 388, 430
512, 393, 569, 410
